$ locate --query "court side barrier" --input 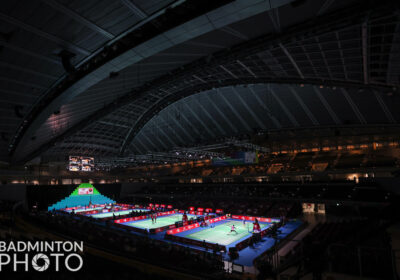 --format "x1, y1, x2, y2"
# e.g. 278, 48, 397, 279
114, 214, 149, 224
96, 210, 150, 221
113, 210, 176, 224
63, 204, 107, 211
79, 206, 133, 215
